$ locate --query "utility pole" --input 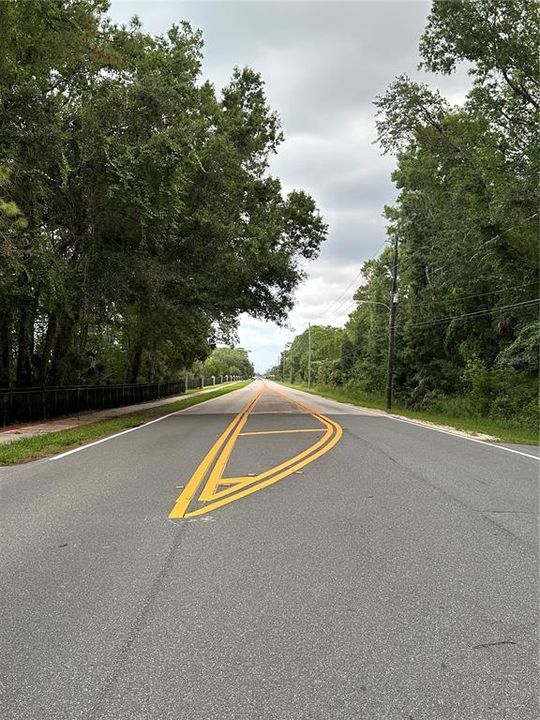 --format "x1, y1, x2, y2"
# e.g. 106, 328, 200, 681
307, 323, 312, 388
386, 235, 399, 411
